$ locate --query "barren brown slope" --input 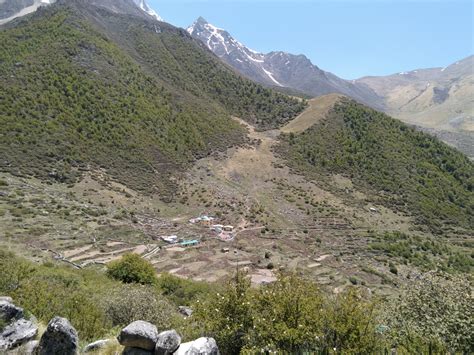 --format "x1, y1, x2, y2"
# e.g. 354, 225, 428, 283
281, 94, 344, 133
356, 56, 474, 133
